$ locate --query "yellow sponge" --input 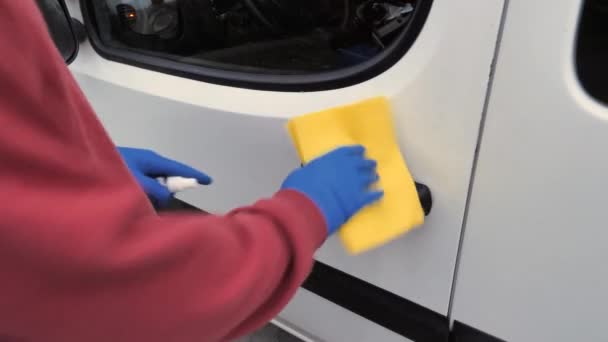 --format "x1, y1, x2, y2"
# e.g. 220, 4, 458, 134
287, 97, 425, 254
